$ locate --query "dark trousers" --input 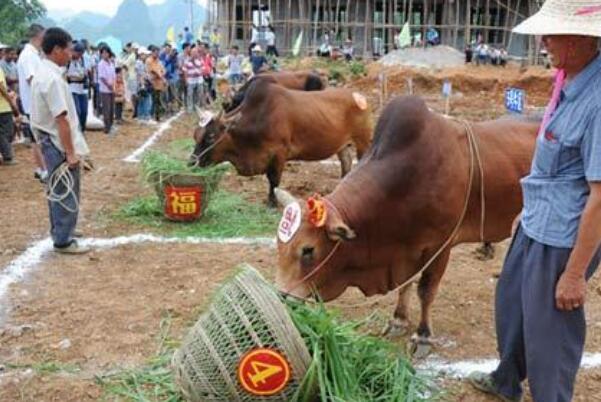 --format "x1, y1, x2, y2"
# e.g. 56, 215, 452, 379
115, 101, 124, 121
492, 226, 601, 402
100, 92, 114, 133
152, 89, 163, 122
71, 93, 88, 133
0, 112, 15, 161
266, 45, 279, 57
39, 134, 80, 248
93, 83, 101, 115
